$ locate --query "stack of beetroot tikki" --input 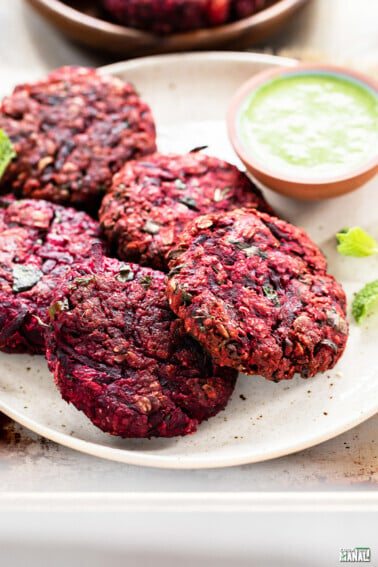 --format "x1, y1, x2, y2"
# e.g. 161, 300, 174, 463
0, 66, 349, 440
